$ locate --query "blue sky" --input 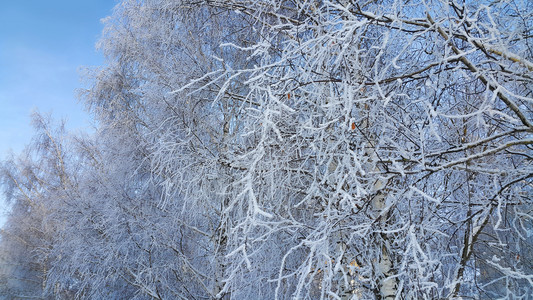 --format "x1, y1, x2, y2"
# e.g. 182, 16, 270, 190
0, 0, 117, 225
